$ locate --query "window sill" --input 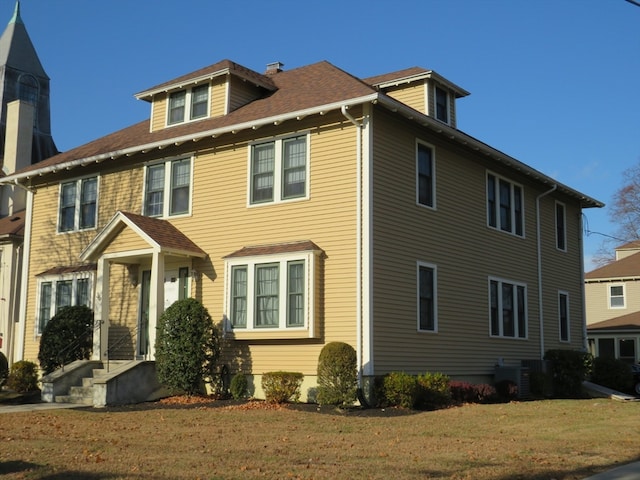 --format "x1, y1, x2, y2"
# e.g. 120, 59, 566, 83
226, 328, 317, 340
